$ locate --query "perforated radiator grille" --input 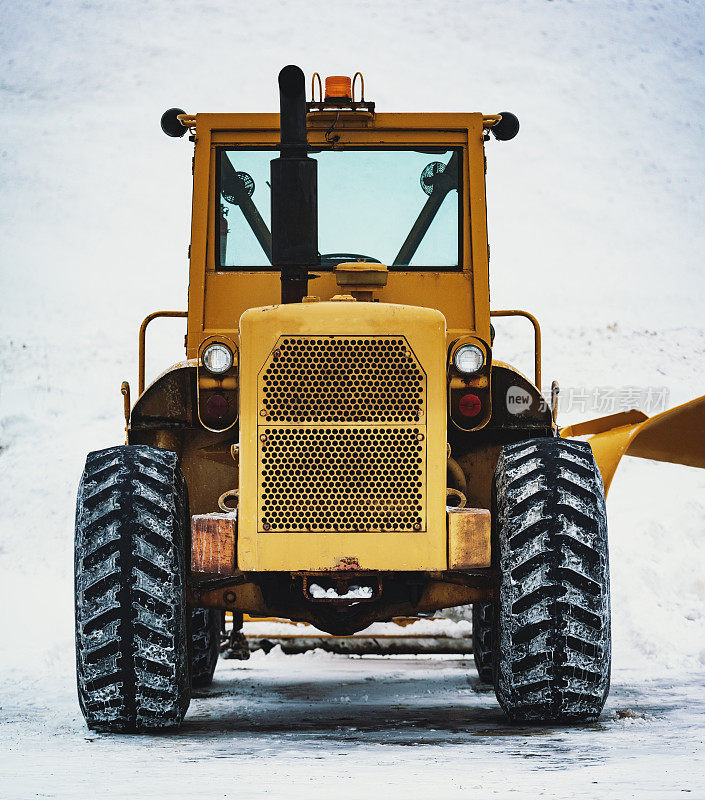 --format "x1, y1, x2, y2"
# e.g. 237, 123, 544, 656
256, 335, 428, 534
259, 427, 426, 532
260, 336, 424, 424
